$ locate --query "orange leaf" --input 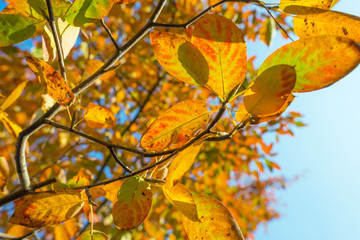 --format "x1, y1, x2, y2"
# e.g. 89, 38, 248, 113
85, 59, 116, 82
112, 176, 152, 230
0, 156, 9, 191
163, 183, 199, 222
141, 100, 208, 152
192, 14, 247, 99
84, 103, 116, 129
150, 31, 209, 86
258, 36, 360, 92
255, 161, 264, 173
244, 65, 296, 116
183, 194, 244, 240
9, 189, 84, 227
25, 56, 74, 106
54, 224, 71, 240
